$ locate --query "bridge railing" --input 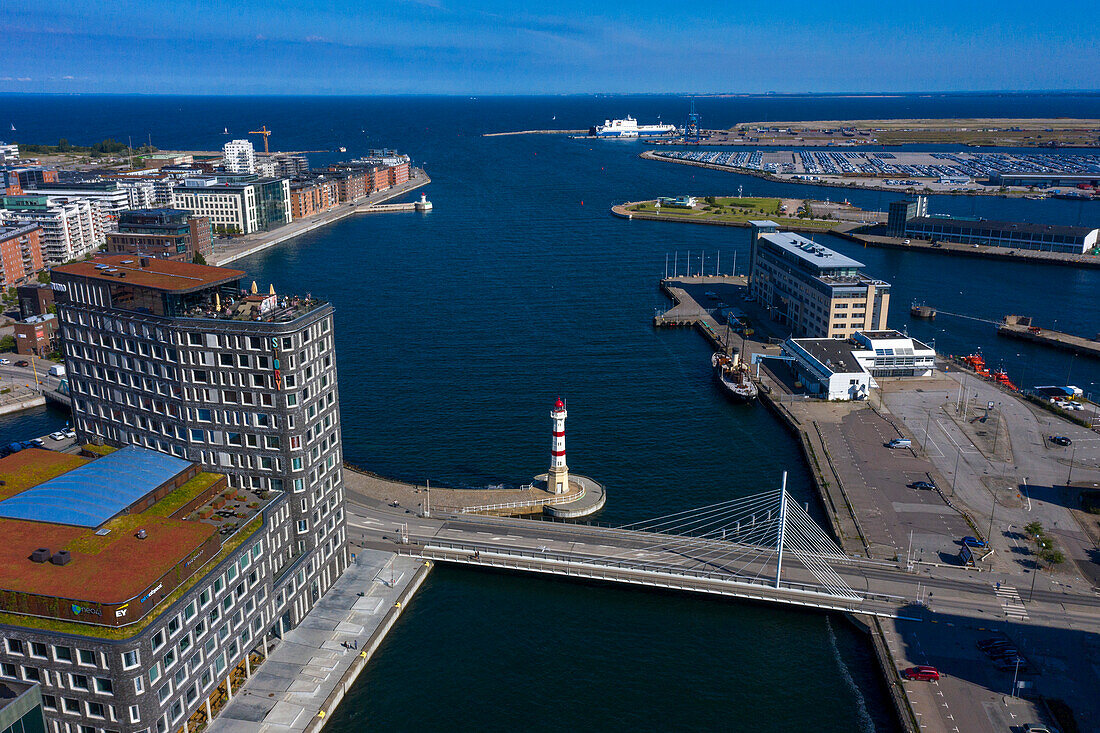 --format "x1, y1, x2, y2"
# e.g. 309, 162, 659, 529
404, 536, 872, 603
